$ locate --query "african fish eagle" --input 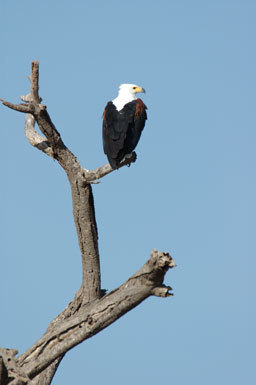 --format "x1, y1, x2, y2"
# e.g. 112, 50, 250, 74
102, 84, 147, 169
